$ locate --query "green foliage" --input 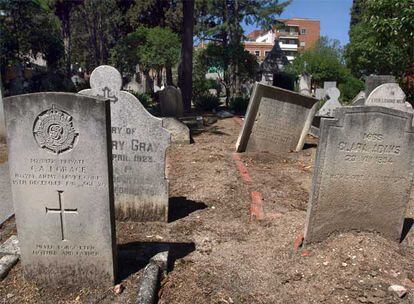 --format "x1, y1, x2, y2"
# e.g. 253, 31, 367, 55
71, 0, 123, 70
194, 93, 221, 111
111, 26, 180, 74
338, 74, 364, 104
229, 96, 250, 114
285, 37, 348, 86
345, 0, 414, 101
129, 91, 153, 108
0, 0, 63, 68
